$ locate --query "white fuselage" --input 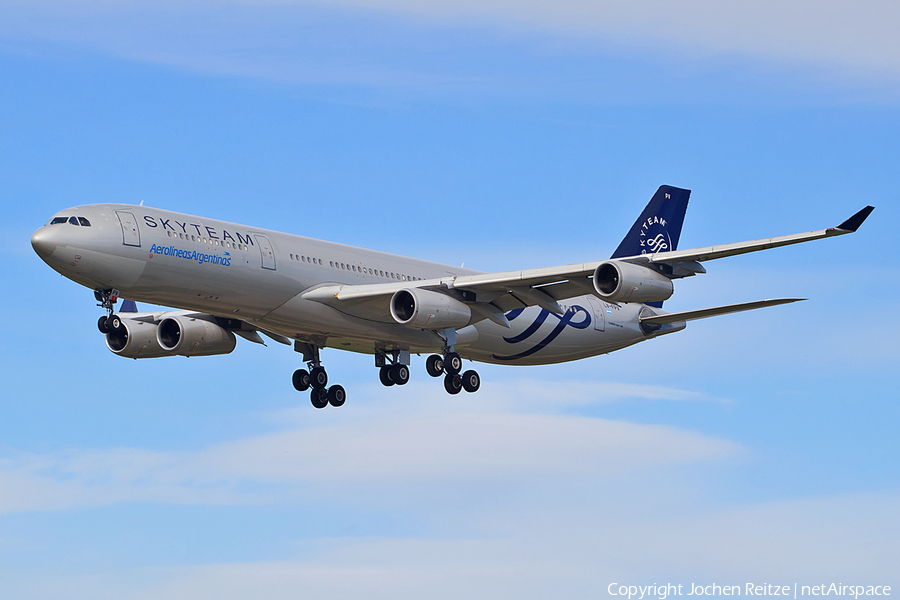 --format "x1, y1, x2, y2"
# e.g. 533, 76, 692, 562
31, 204, 681, 366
